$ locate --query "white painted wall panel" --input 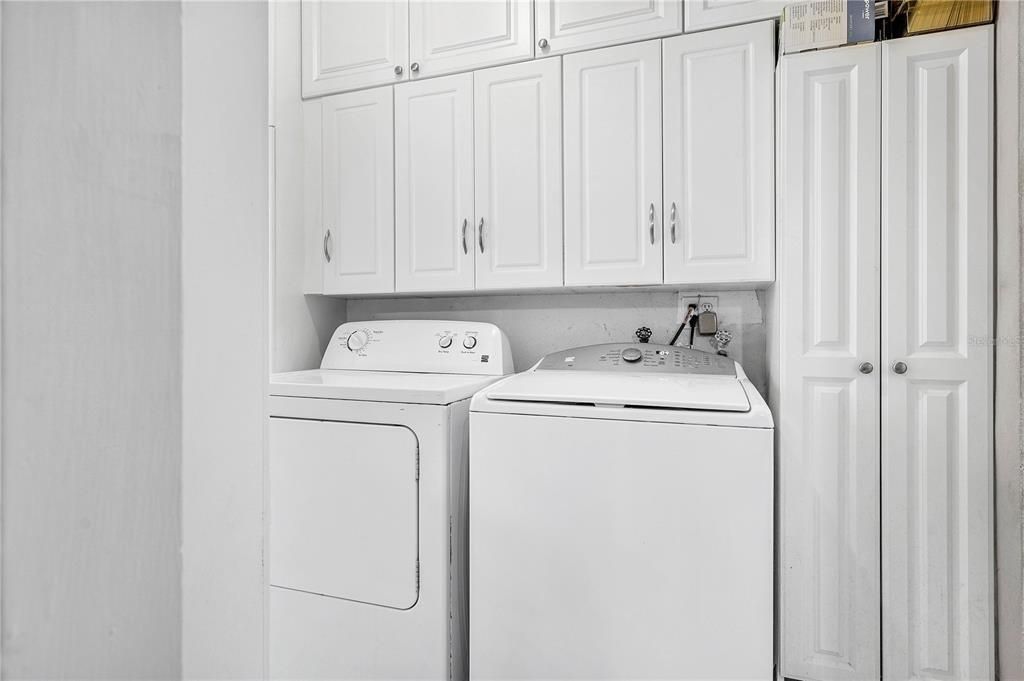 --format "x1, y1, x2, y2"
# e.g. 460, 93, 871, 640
1, 3, 182, 677
182, 2, 269, 678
